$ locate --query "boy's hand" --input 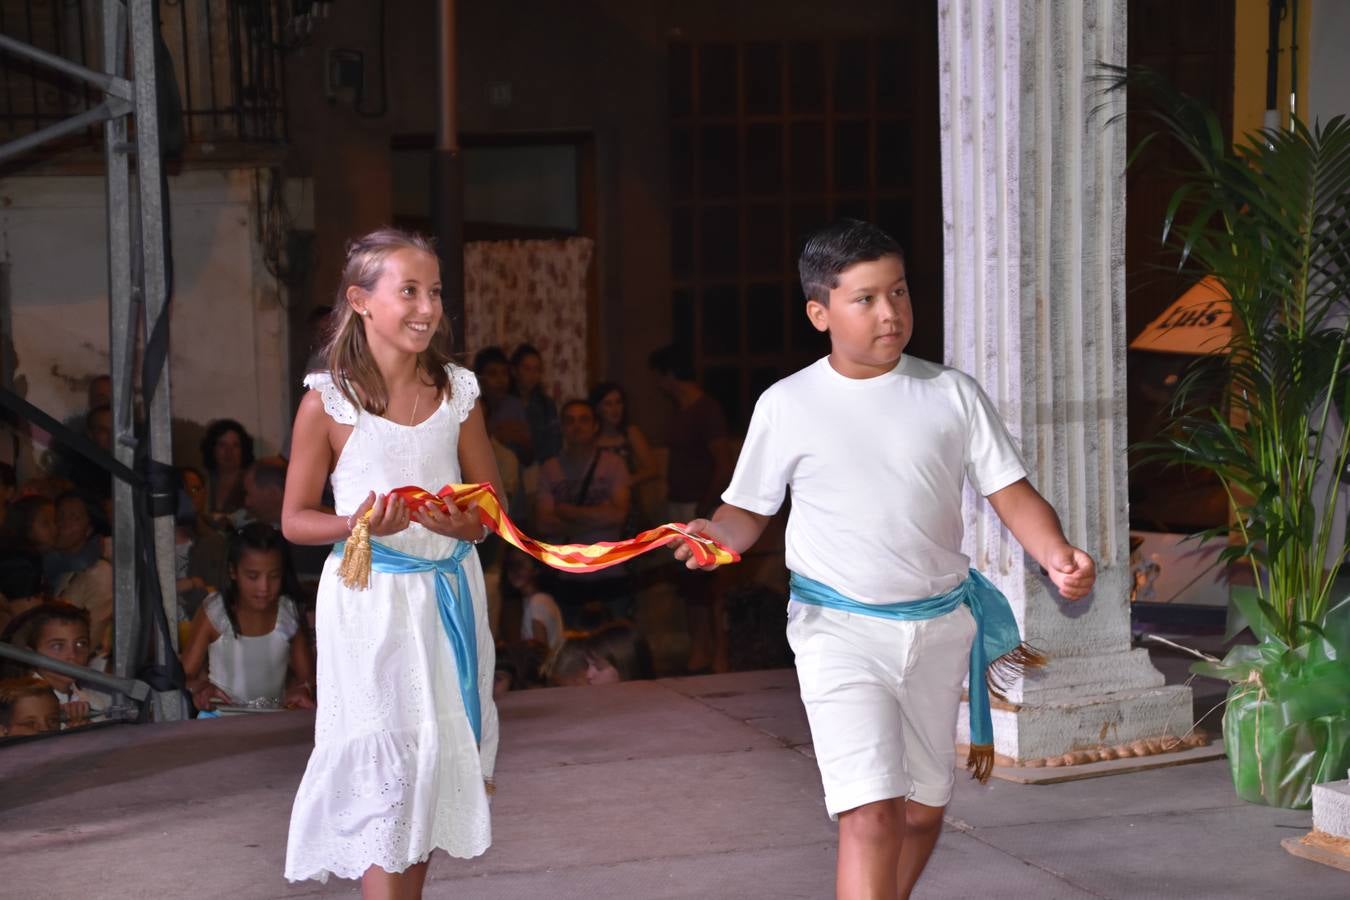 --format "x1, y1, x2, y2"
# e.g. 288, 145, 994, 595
673, 518, 725, 571
61, 700, 91, 728
1046, 544, 1095, 601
